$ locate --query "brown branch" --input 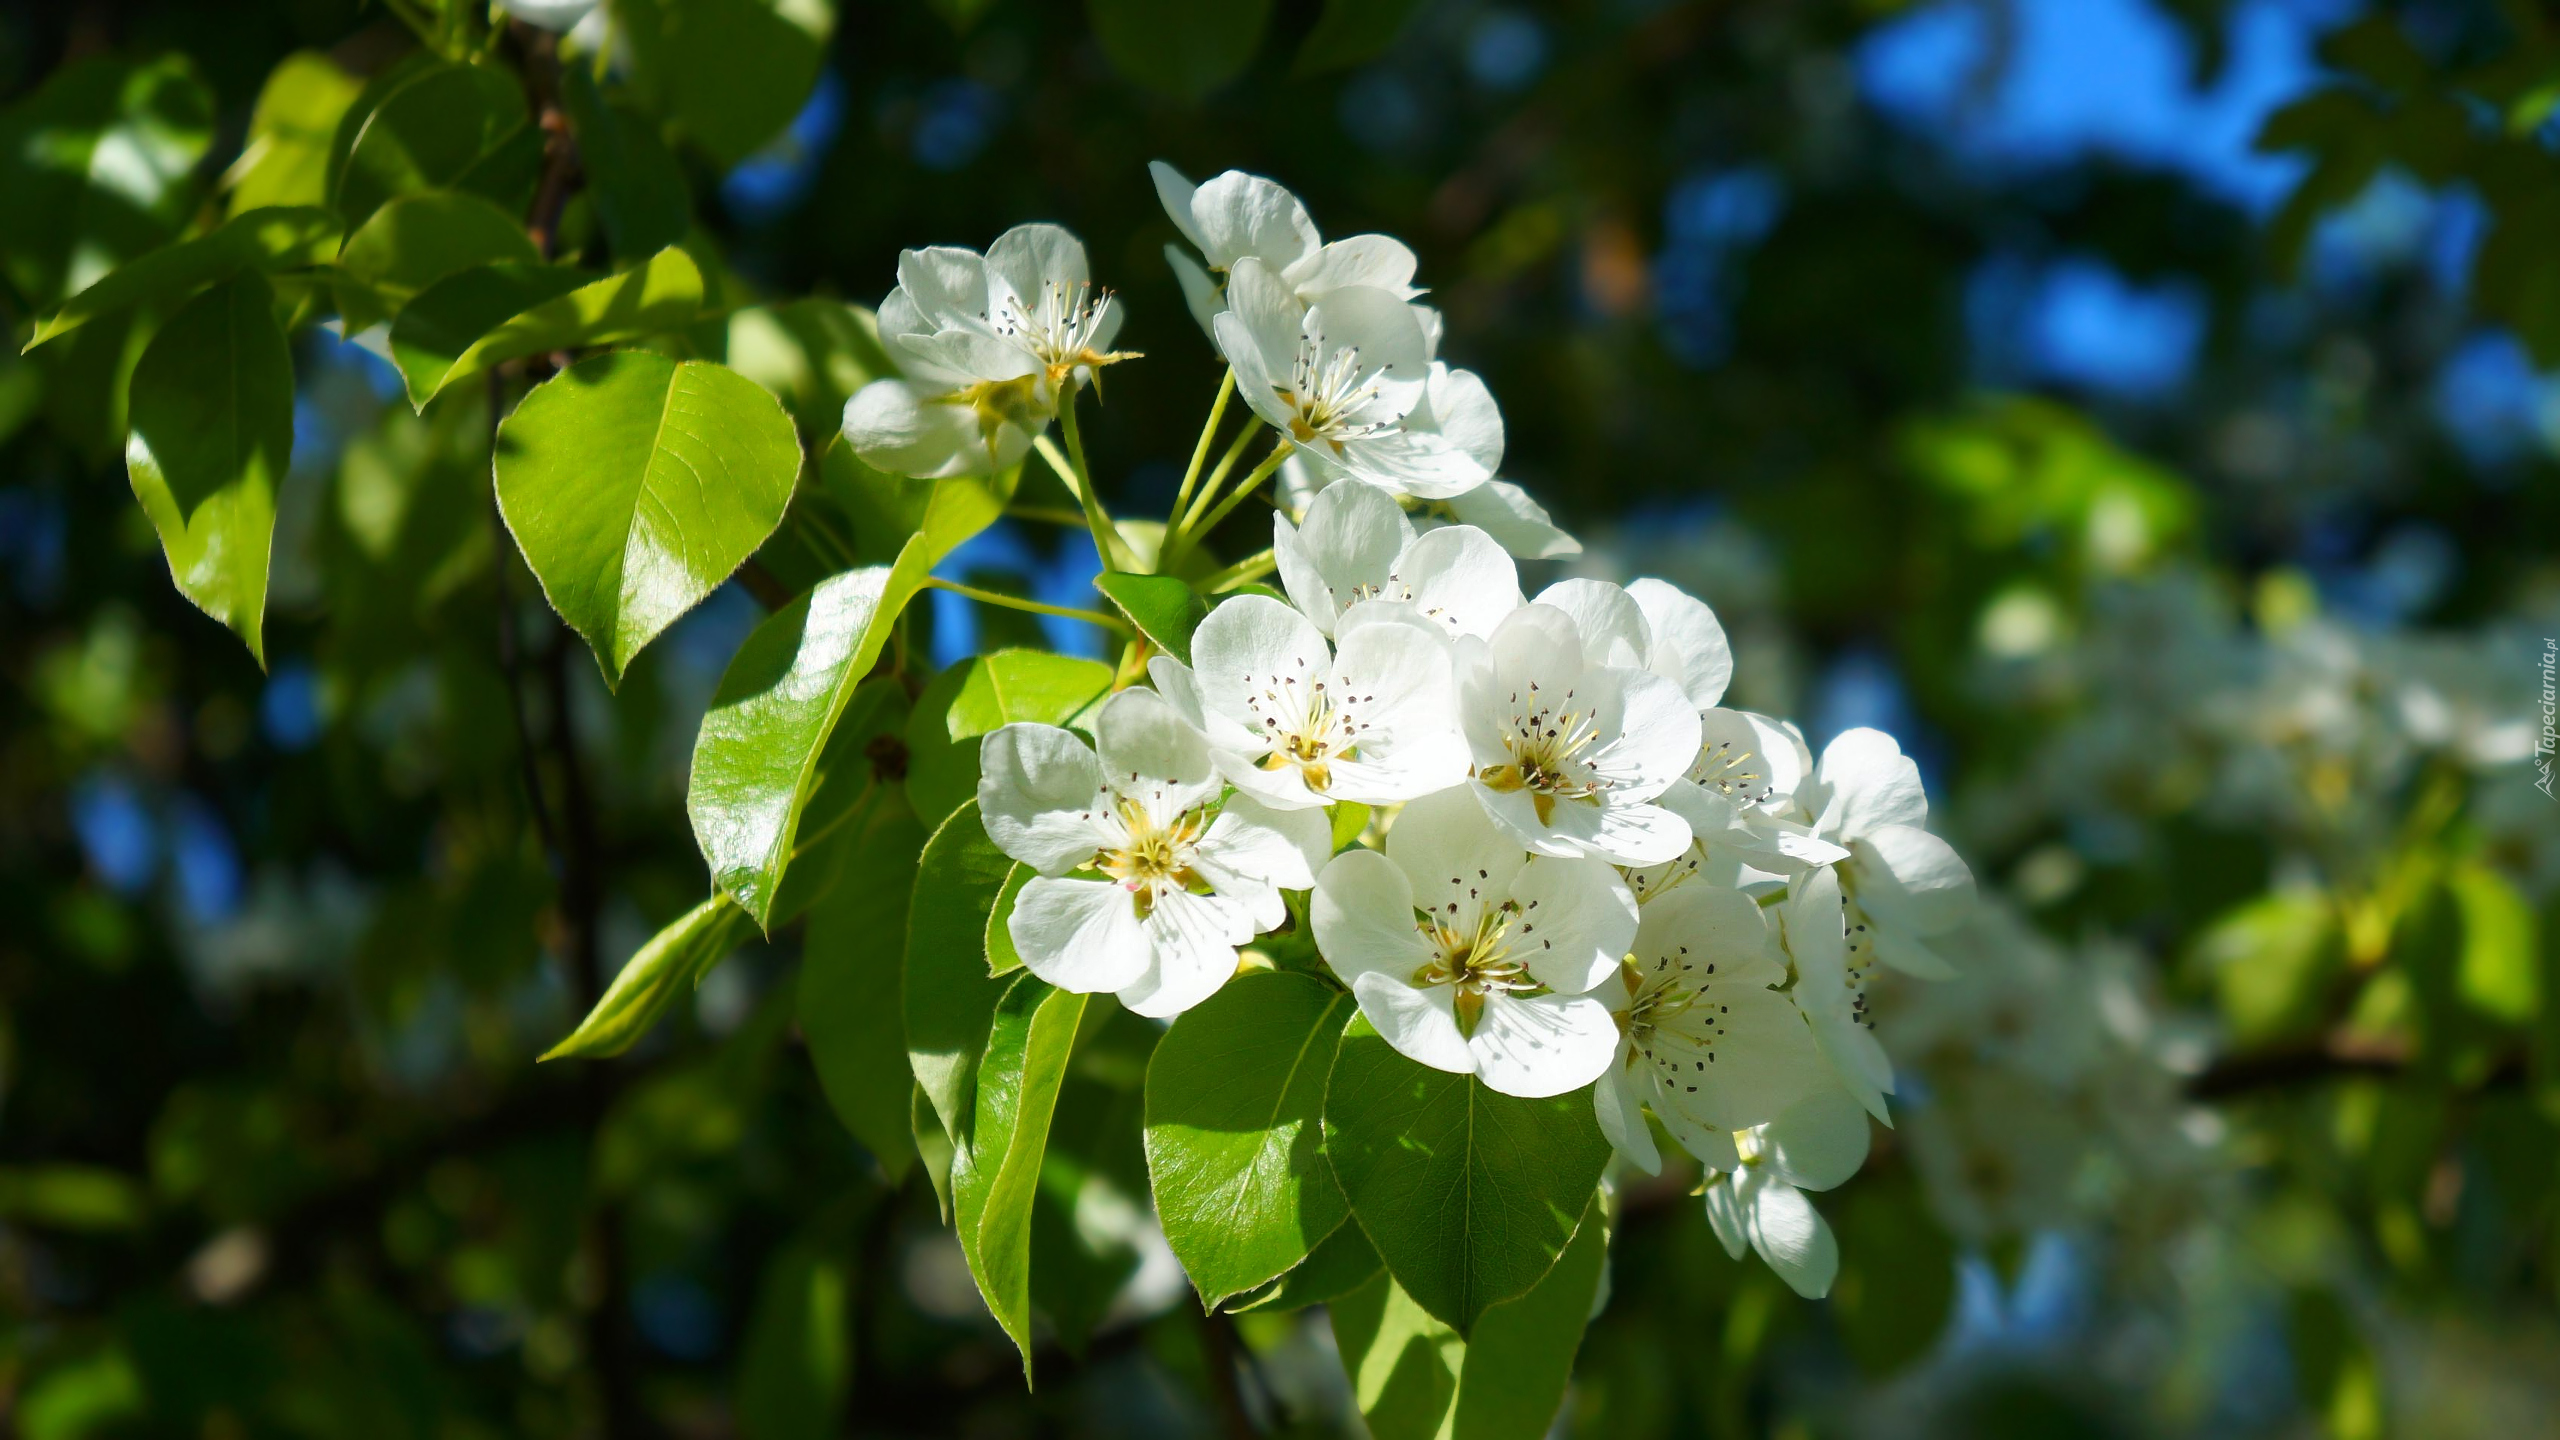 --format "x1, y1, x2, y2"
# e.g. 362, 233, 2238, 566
2185, 1036, 2528, 1101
